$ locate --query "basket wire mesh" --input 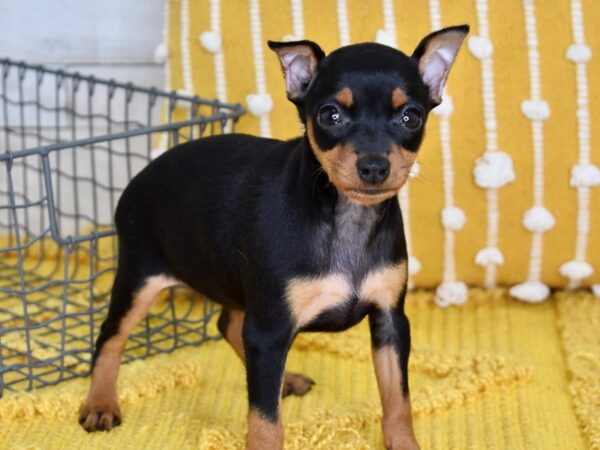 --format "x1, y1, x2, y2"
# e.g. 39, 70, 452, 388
0, 59, 243, 396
